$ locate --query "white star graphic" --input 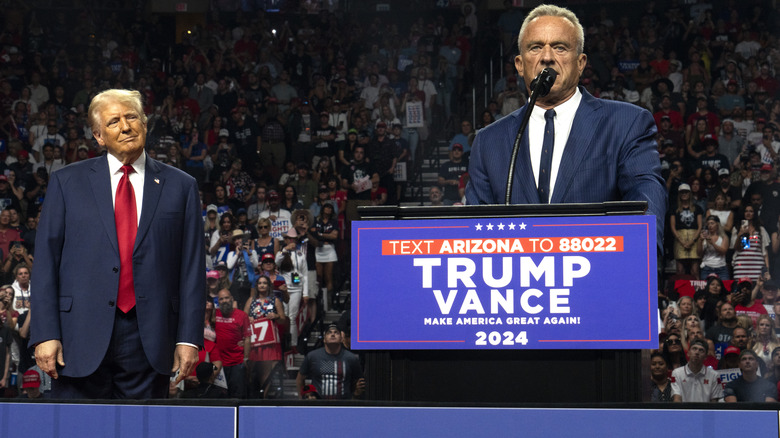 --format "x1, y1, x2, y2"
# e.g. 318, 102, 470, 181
497, 223, 505, 230
475, 223, 482, 230
486, 223, 494, 230
519, 222, 527, 230
508, 223, 516, 230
